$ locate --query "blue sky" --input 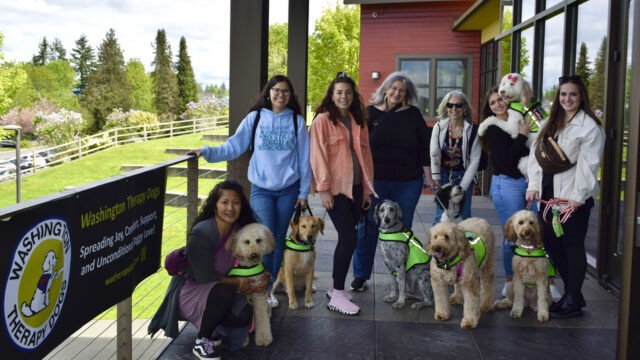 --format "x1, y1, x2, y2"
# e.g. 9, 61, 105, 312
0, 0, 339, 86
